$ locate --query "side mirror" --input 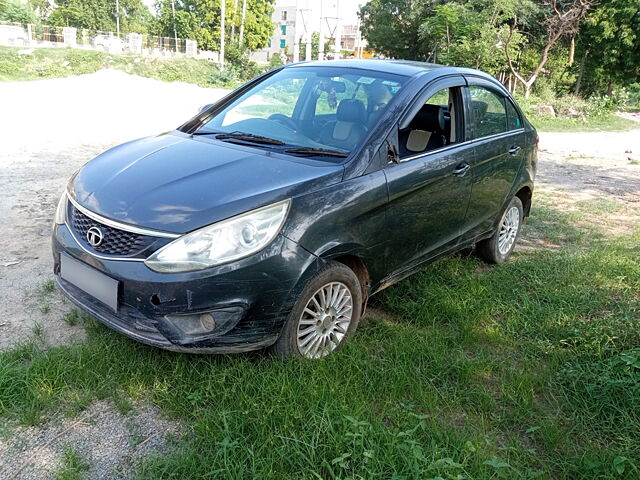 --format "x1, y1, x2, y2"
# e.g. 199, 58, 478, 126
199, 104, 214, 114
